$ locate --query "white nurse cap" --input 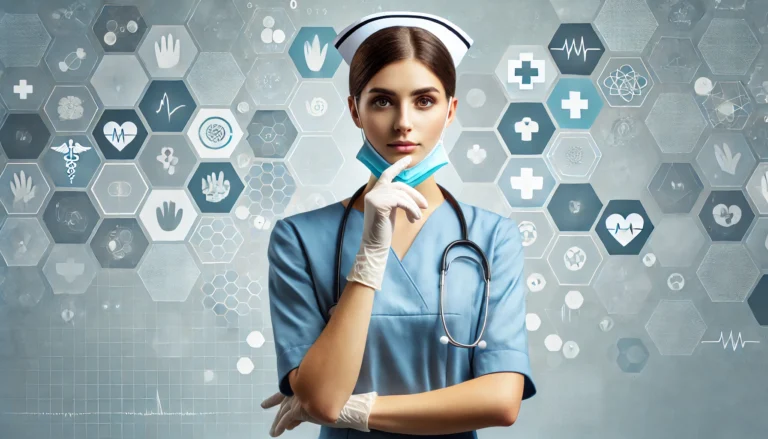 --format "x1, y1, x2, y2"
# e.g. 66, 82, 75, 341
333, 11, 473, 68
